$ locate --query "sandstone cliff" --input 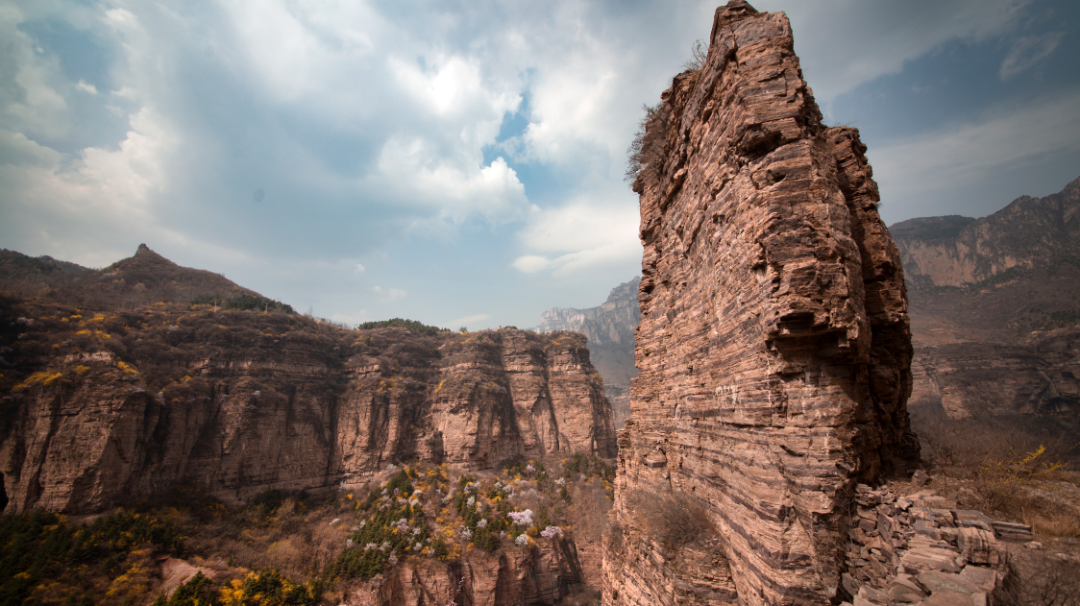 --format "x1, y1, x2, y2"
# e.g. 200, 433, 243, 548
0, 288, 616, 515
538, 277, 640, 427
604, 2, 917, 605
